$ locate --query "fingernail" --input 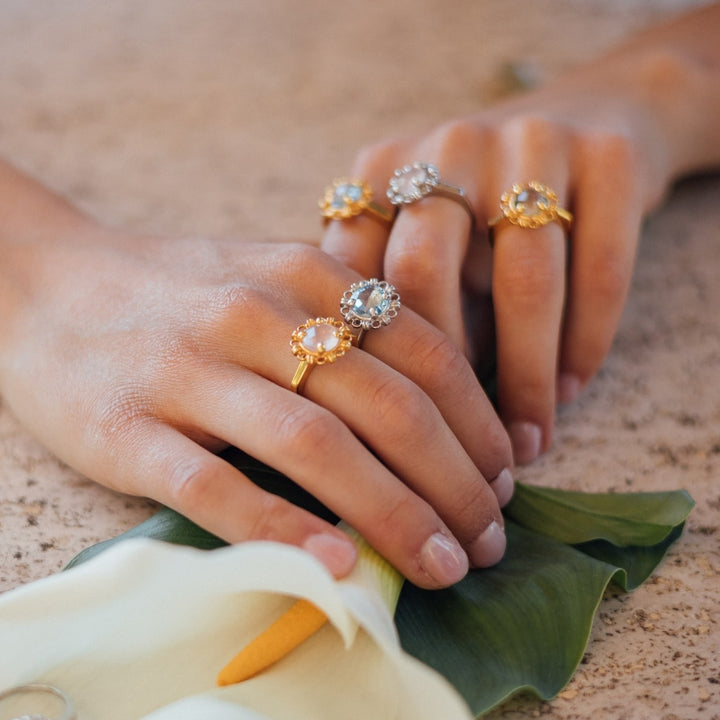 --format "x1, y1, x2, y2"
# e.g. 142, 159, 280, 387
419, 532, 469, 586
557, 373, 581, 405
303, 533, 358, 578
490, 467, 514, 507
468, 521, 507, 568
507, 421, 542, 465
